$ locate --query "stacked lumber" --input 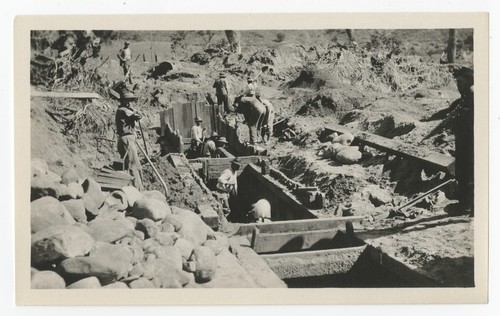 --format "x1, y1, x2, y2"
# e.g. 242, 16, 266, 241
95, 165, 133, 191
